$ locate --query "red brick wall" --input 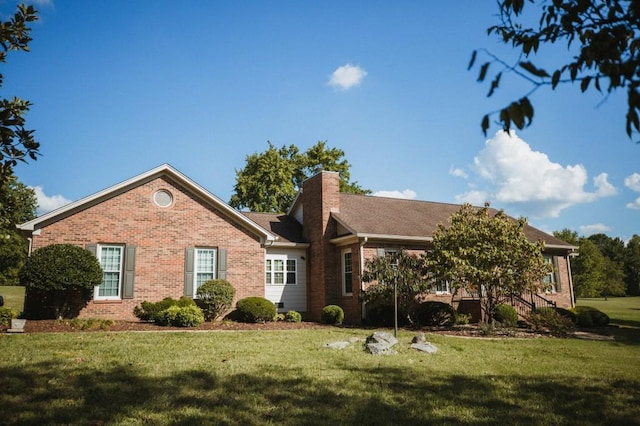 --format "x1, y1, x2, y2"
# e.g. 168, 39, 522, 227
302, 171, 340, 321
29, 176, 265, 320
